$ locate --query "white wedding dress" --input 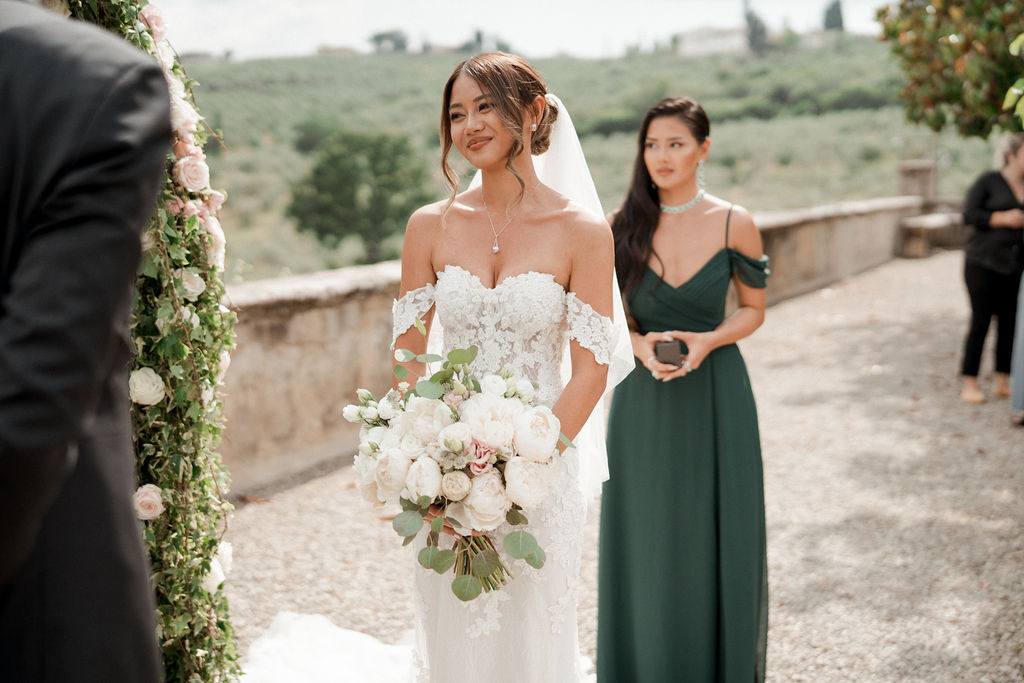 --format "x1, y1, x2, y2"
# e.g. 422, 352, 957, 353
392, 263, 614, 683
